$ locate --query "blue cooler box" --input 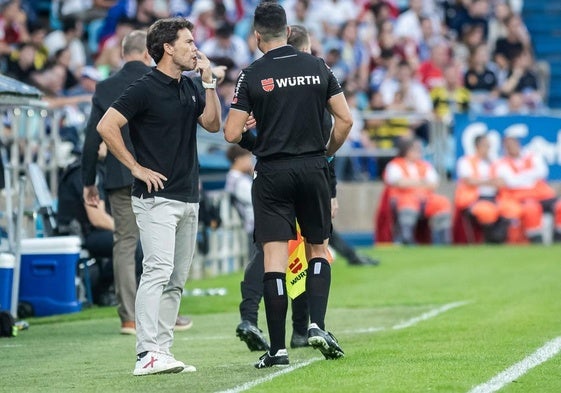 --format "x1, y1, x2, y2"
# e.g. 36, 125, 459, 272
19, 236, 82, 317
0, 253, 15, 311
